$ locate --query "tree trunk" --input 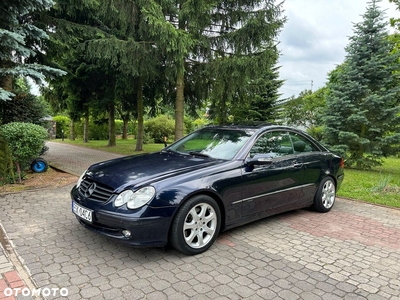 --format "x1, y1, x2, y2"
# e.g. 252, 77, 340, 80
218, 86, 229, 125
108, 102, 116, 147
84, 109, 89, 143
0, 60, 13, 93
174, 67, 185, 141
356, 124, 367, 168
135, 78, 144, 151
69, 120, 75, 140
116, 107, 129, 140
1, 75, 13, 93
122, 118, 128, 139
